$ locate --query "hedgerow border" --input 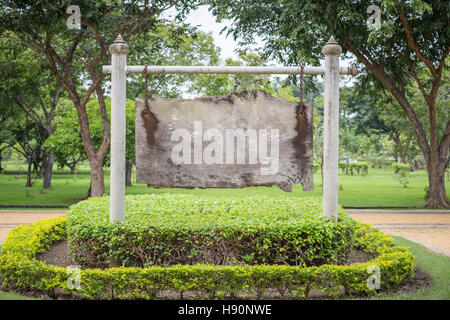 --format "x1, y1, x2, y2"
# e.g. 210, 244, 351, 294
0, 216, 414, 299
